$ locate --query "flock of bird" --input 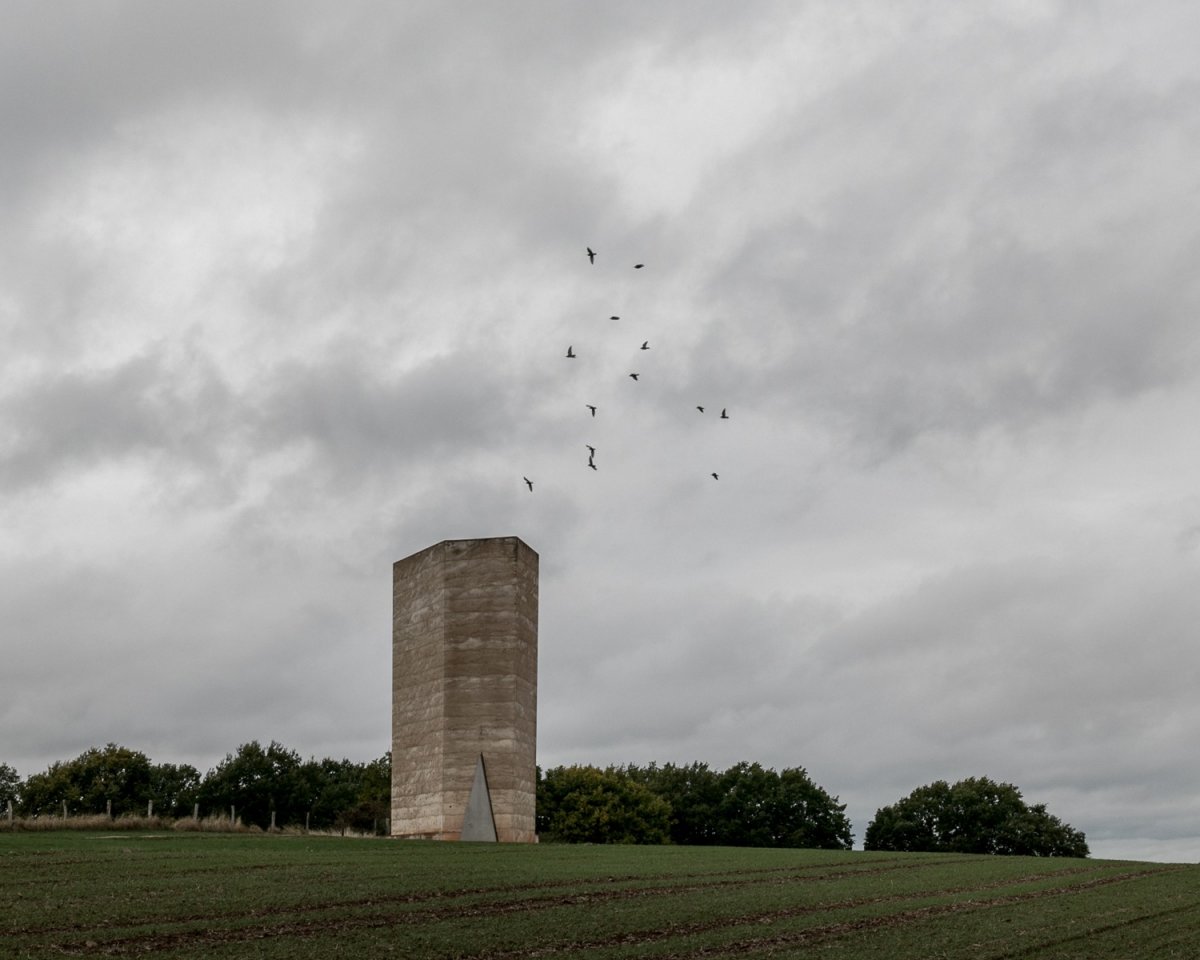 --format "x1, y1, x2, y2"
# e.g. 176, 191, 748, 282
522, 247, 732, 493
